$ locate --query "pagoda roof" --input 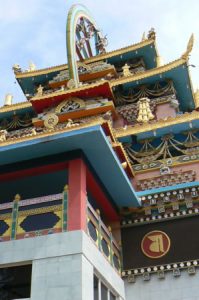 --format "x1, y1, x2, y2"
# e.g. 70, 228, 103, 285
111, 57, 195, 112
0, 121, 139, 207
14, 39, 157, 97
15, 38, 157, 79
